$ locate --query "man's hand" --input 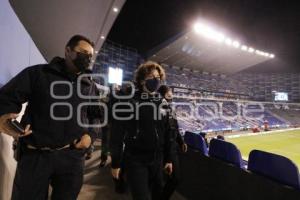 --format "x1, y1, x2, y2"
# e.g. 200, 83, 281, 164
111, 168, 121, 179
181, 143, 188, 153
164, 163, 173, 175
74, 134, 92, 149
0, 113, 32, 138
